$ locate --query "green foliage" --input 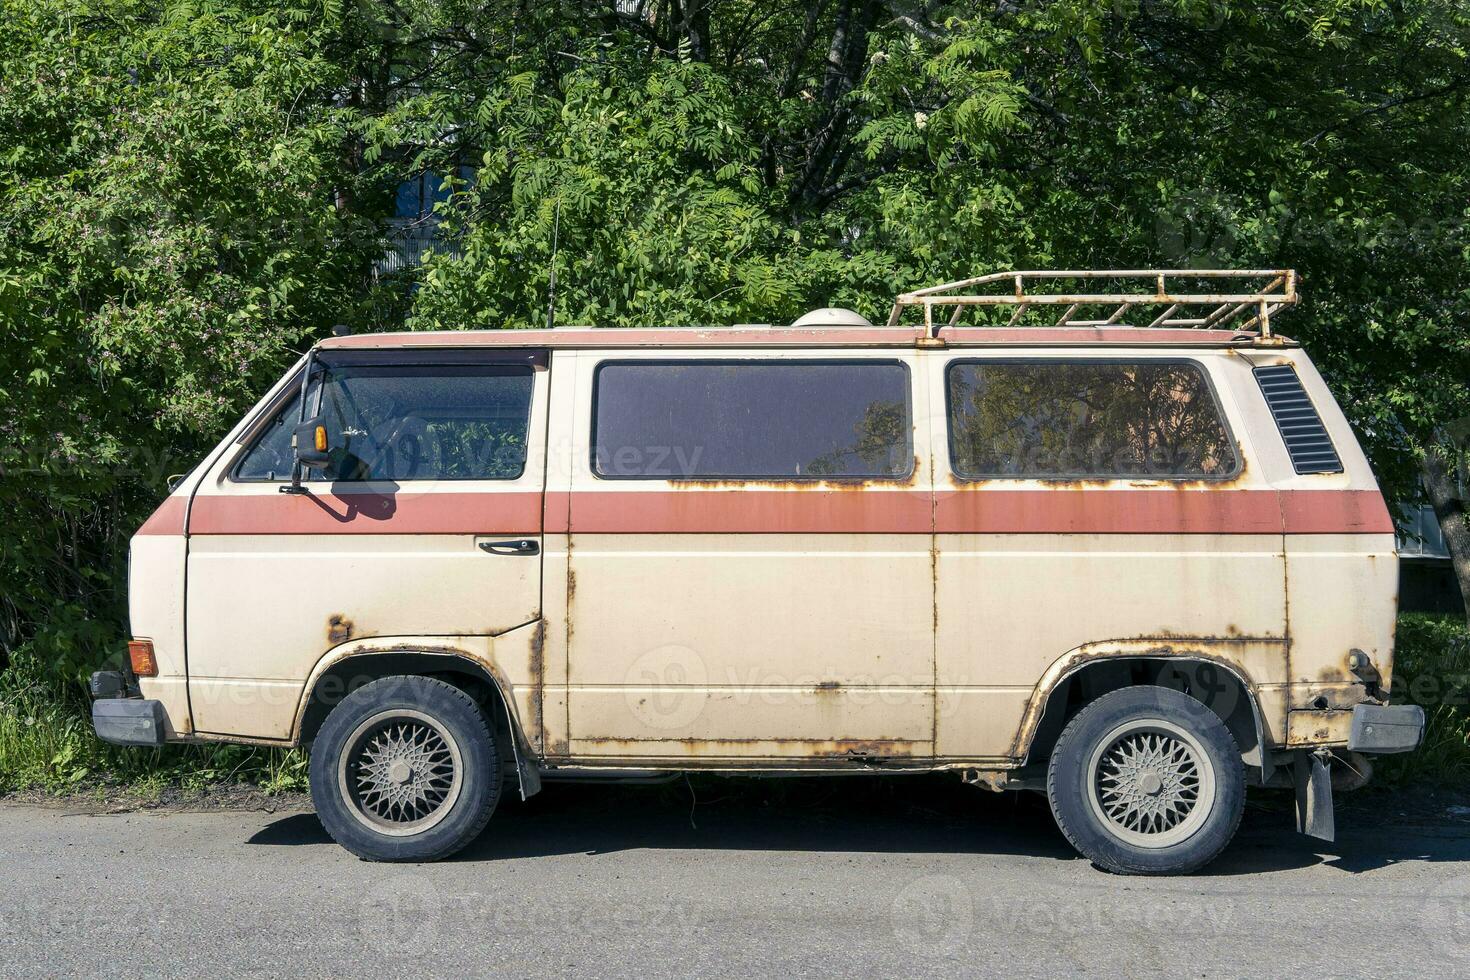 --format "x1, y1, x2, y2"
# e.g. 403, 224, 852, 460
1, 0, 383, 683
1375, 615, 1470, 786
